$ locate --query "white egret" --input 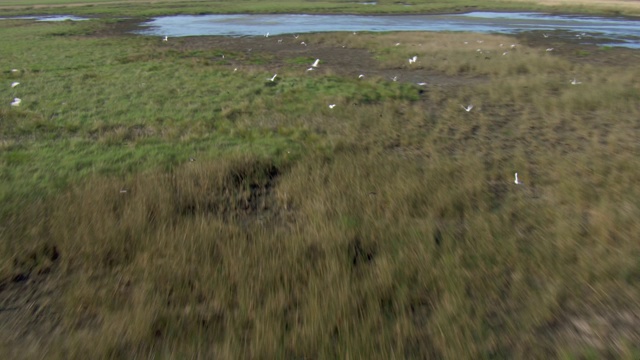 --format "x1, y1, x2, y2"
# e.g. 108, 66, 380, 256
461, 104, 473, 112
546, 48, 554, 52
514, 172, 521, 185
543, 33, 549, 38
11, 98, 21, 106
306, 67, 314, 72
265, 32, 269, 38
395, 42, 400, 46
329, 104, 336, 109
408, 55, 417, 64
162, 36, 168, 42
268, 74, 277, 82
11, 69, 18, 73
570, 78, 582, 85
301, 41, 307, 46
11, 82, 19, 88
311, 58, 320, 68
417, 82, 427, 86
392, 76, 398, 82
358, 74, 365, 79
